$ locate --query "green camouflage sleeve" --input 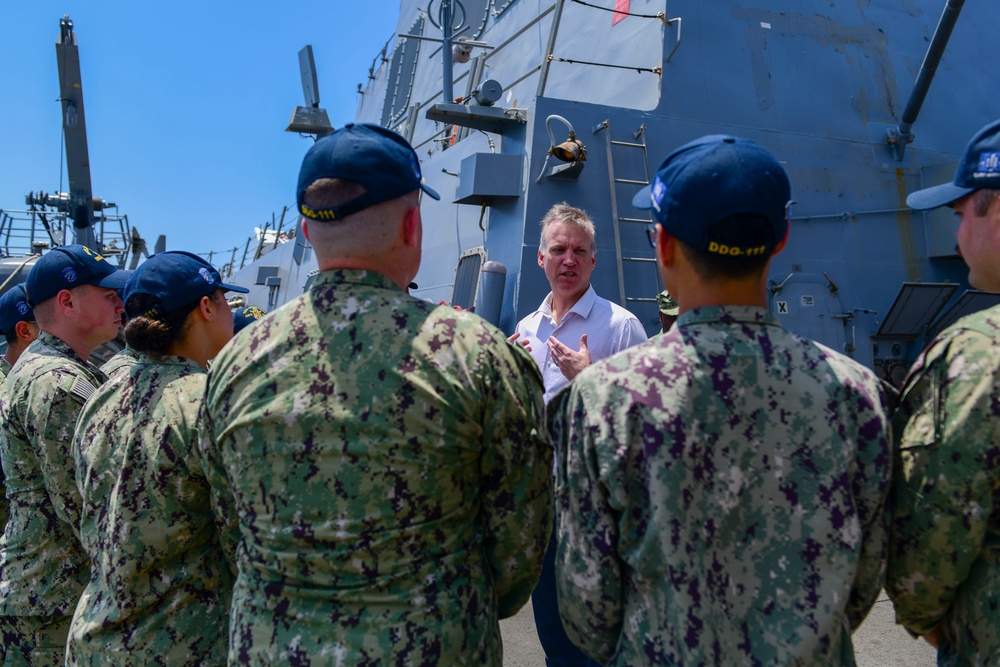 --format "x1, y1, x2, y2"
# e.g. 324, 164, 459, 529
548, 384, 621, 663
27, 370, 93, 539
888, 327, 1000, 636
847, 383, 892, 630
479, 339, 553, 618
196, 398, 240, 574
